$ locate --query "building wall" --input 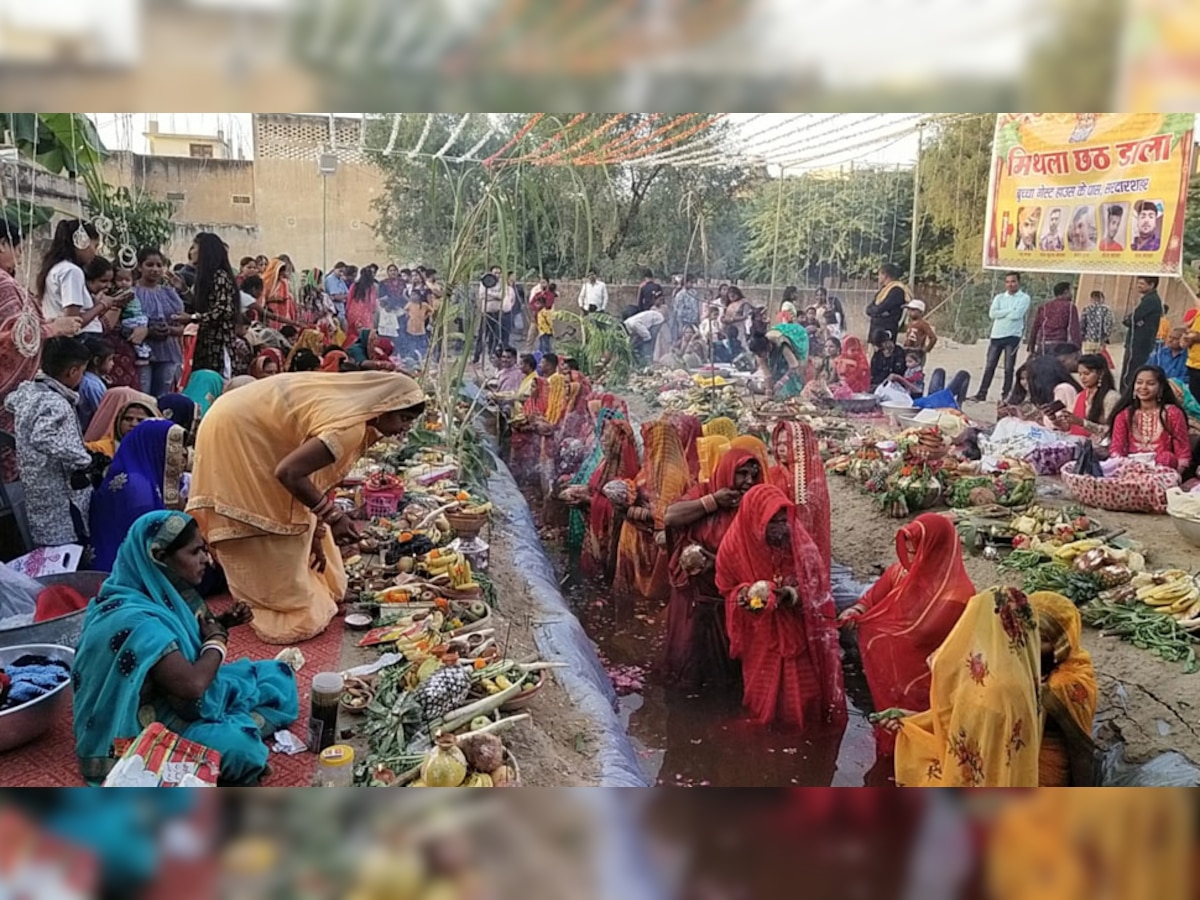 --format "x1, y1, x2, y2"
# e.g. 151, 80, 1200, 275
146, 134, 230, 160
